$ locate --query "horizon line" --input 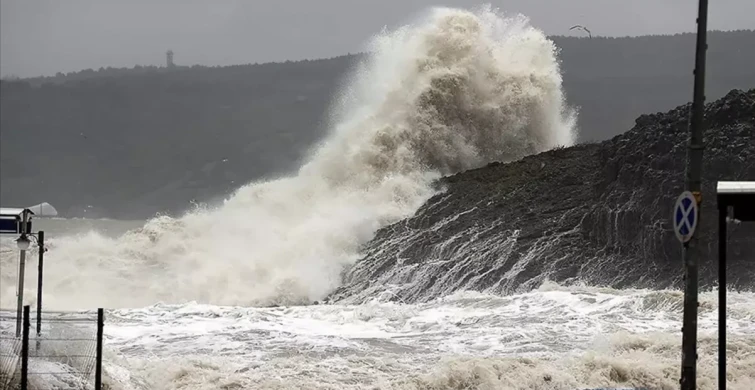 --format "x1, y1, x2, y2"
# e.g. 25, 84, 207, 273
2, 28, 753, 80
